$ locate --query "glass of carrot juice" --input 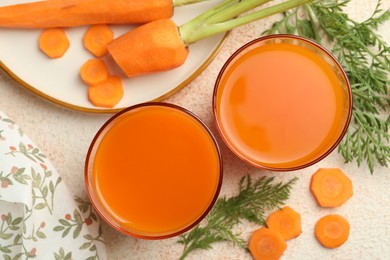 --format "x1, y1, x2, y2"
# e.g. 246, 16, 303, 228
213, 35, 352, 171
85, 102, 222, 239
